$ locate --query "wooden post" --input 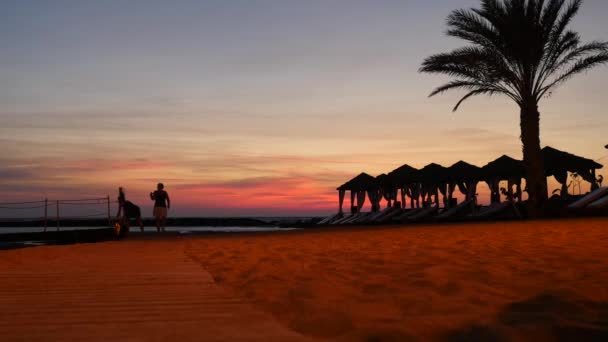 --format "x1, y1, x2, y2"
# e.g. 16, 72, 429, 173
107, 195, 111, 227
56, 200, 60, 231
43, 198, 48, 232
